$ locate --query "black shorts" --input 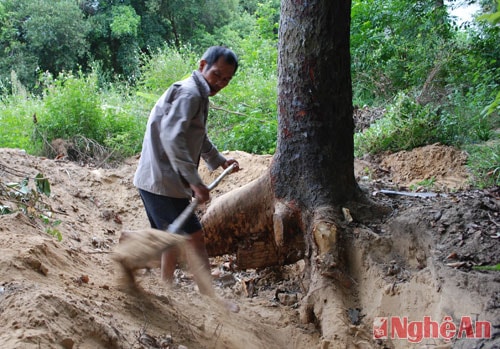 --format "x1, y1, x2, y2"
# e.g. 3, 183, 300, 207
138, 189, 202, 235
